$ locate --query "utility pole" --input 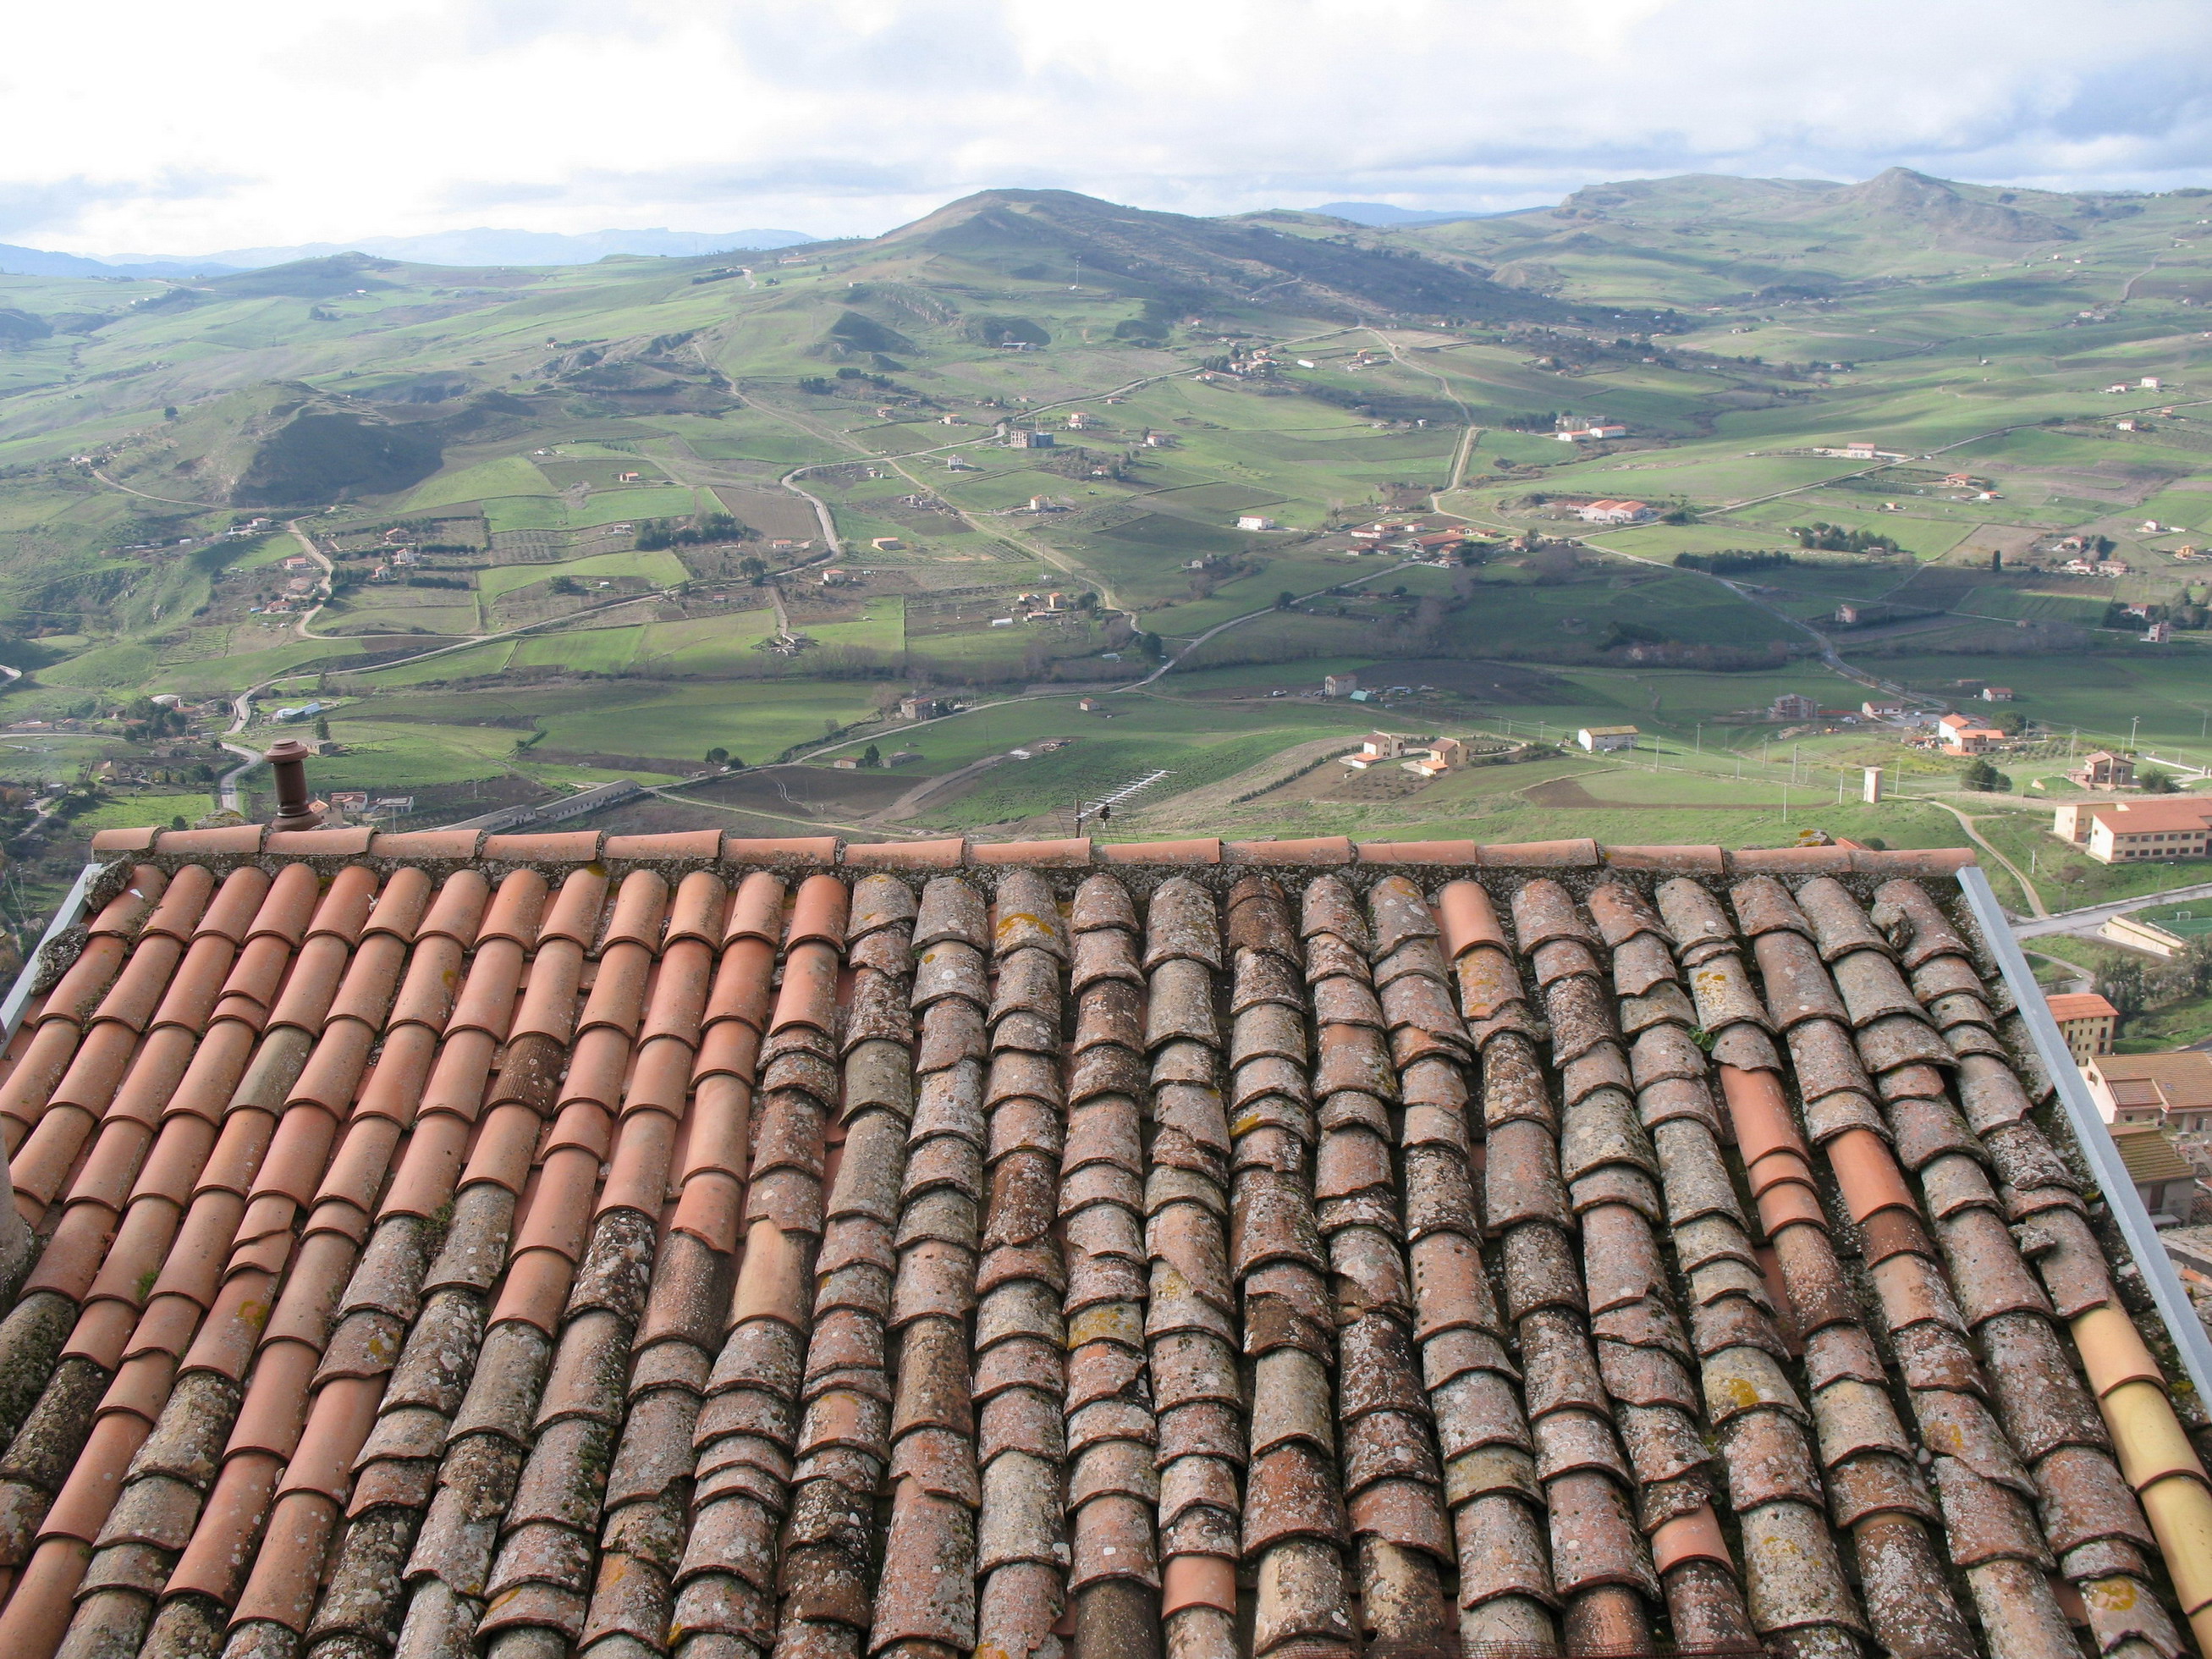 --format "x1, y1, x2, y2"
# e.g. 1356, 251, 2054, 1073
2130, 714, 2140, 752
1695, 722, 1702, 754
